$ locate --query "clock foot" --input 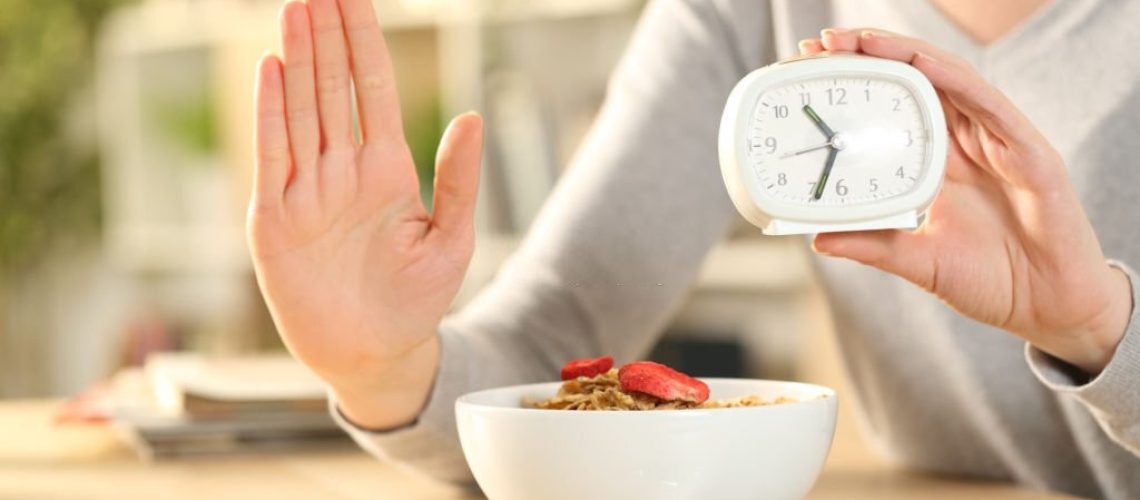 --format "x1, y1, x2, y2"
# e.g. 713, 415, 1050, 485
762, 212, 919, 235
